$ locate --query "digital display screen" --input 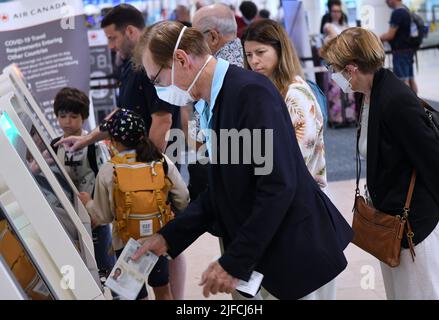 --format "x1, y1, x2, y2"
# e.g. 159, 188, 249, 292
0, 110, 79, 244
9, 72, 54, 142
